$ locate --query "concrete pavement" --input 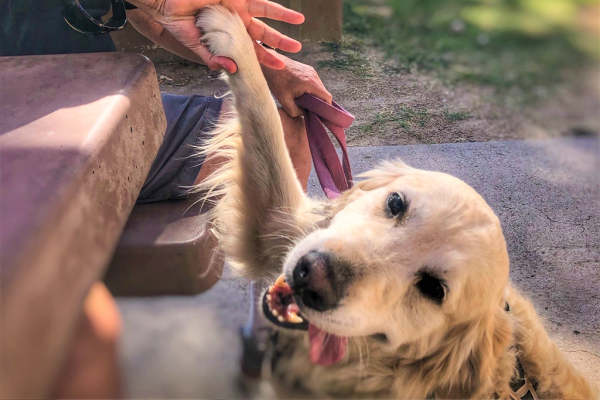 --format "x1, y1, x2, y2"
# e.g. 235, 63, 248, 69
117, 137, 599, 397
